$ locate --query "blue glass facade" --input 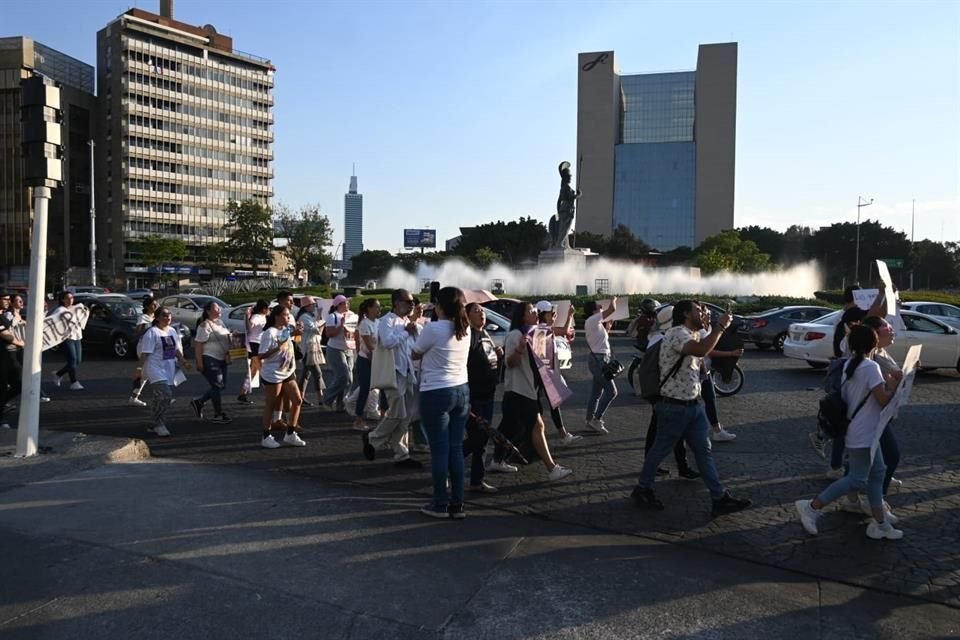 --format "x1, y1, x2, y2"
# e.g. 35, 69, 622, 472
620, 72, 695, 144
613, 142, 696, 250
